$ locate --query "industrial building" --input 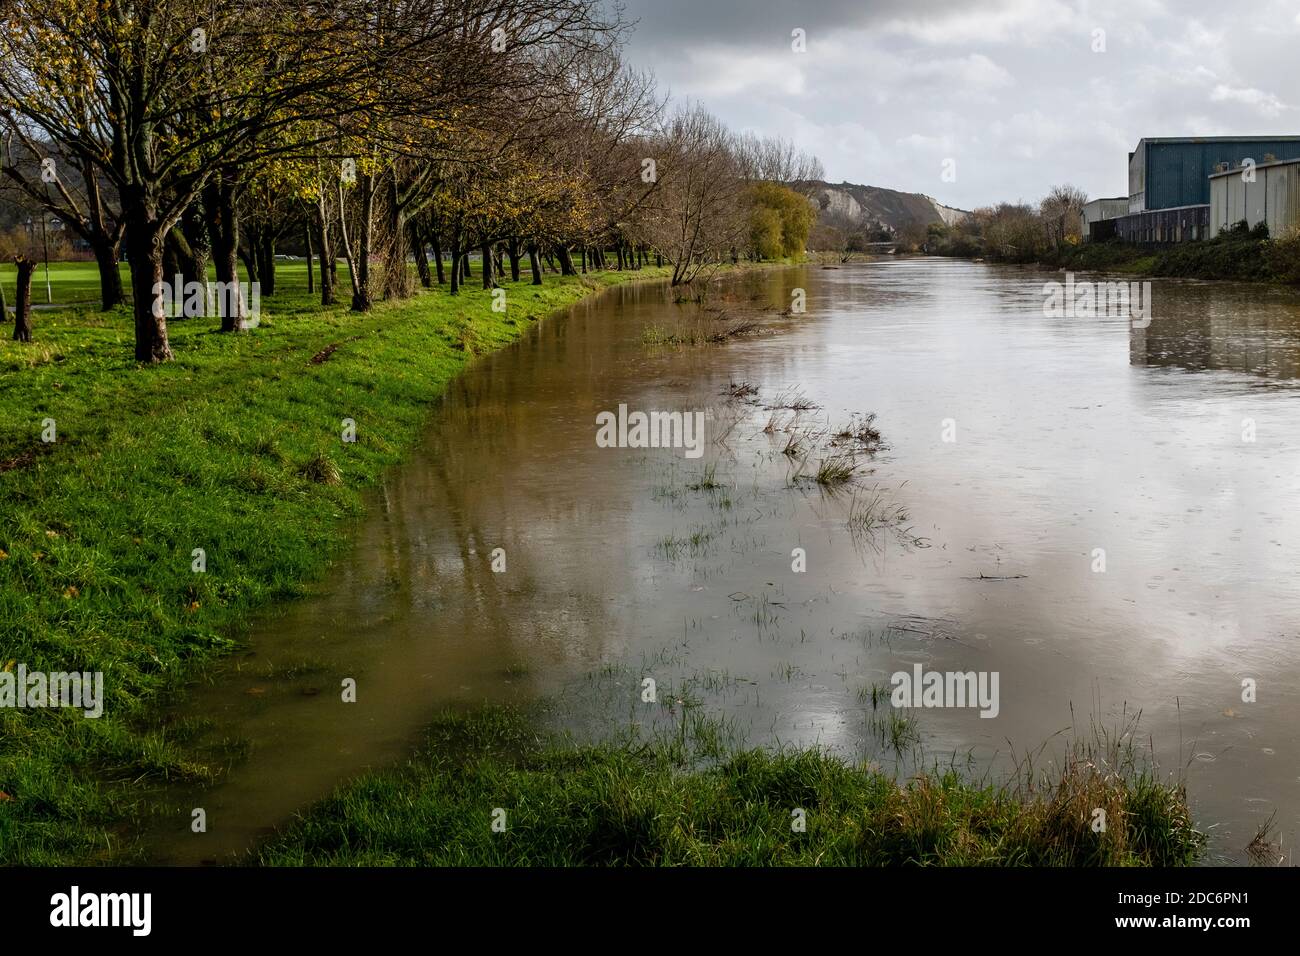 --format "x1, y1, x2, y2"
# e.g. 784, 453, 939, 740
1209, 157, 1300, 237
1079, 197, 1127, 240
1127, 136, 1300, 212
1084, 136, 1300, 243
